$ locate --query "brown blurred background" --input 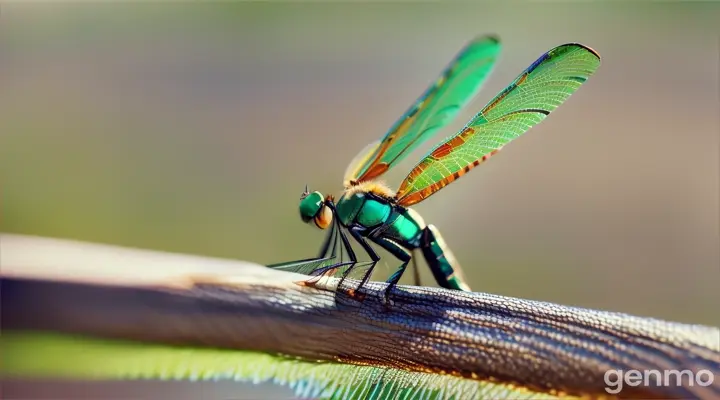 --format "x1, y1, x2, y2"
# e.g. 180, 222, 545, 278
1, 2, 719, 397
